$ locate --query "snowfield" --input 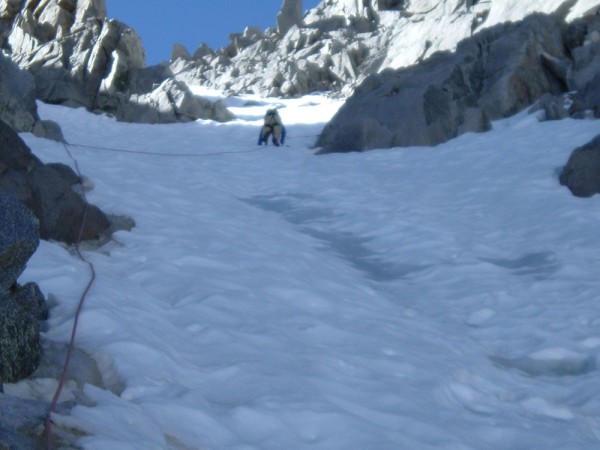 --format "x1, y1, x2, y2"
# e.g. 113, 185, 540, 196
10, 92, 600, 449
